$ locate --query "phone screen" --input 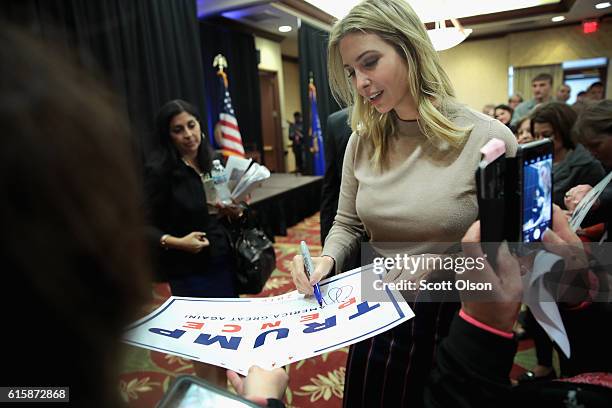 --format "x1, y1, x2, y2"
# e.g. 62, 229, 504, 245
521, 152, 553, 242
159, 376, 258, 408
